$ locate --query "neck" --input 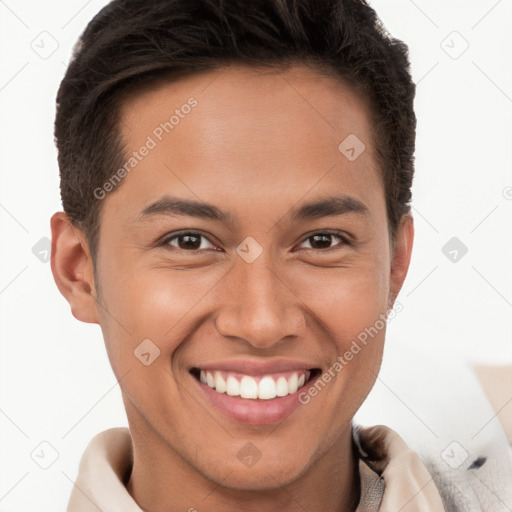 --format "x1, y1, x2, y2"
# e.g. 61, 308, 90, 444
125, 406, 360, 512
